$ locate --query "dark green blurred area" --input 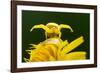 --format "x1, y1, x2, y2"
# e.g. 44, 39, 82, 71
22, 10, 90, 62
